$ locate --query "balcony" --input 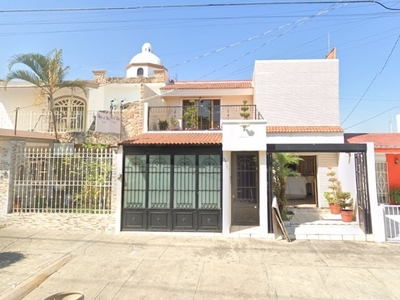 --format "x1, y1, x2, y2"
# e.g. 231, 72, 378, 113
2, 110, 98, 133
148, 104, 263, 131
